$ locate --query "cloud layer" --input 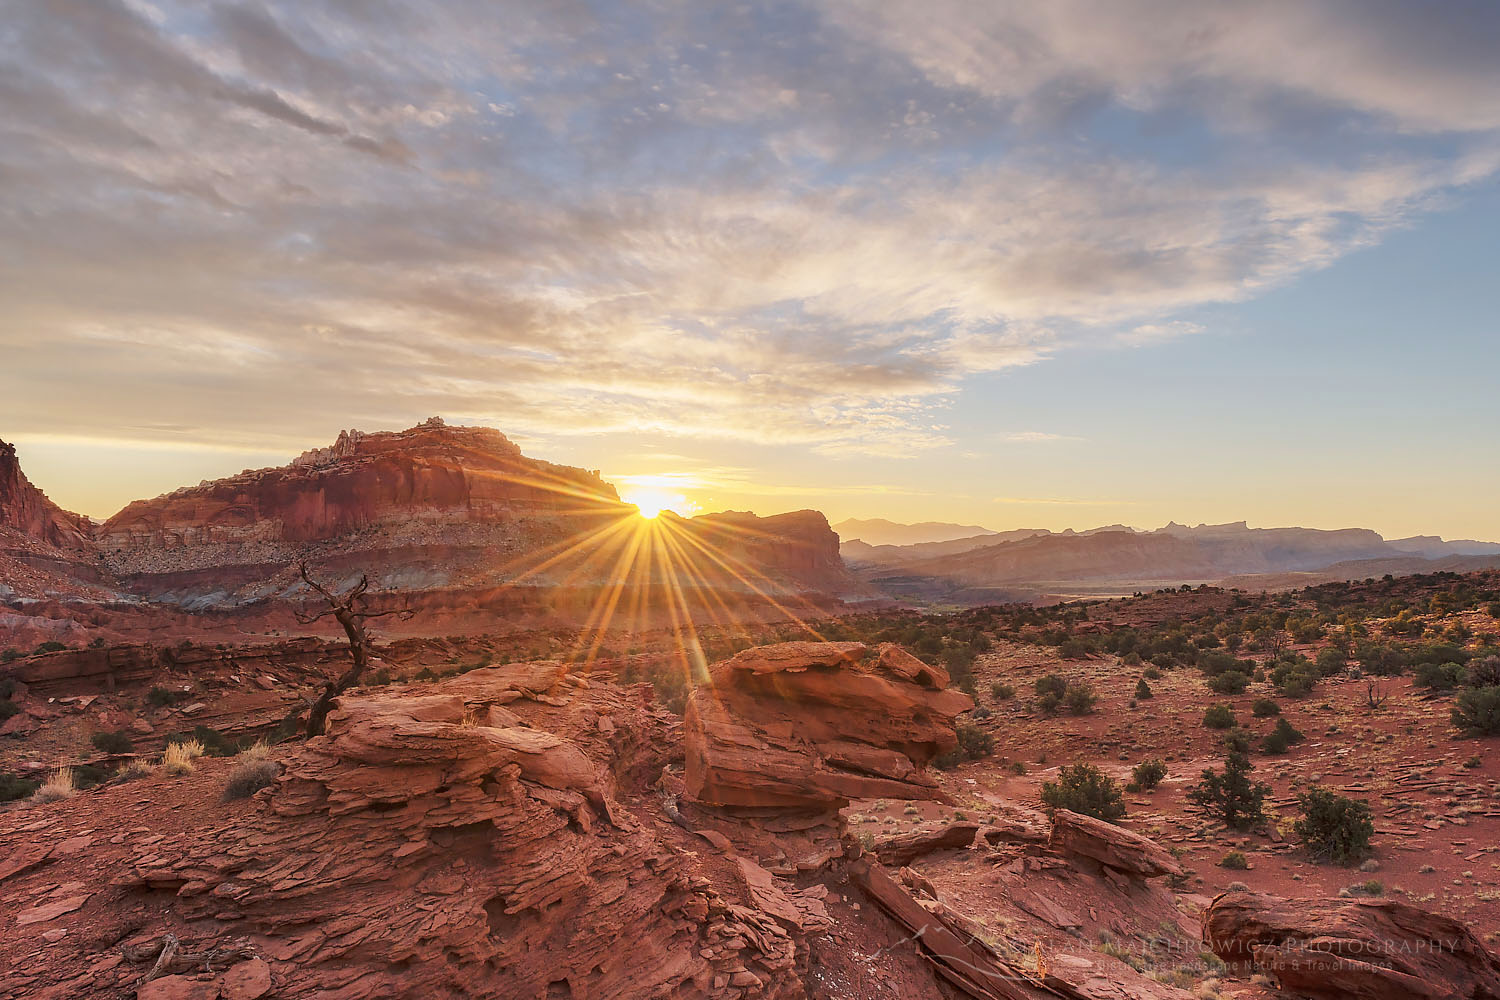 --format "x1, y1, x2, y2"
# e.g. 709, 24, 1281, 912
3, 0, 1497, 456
